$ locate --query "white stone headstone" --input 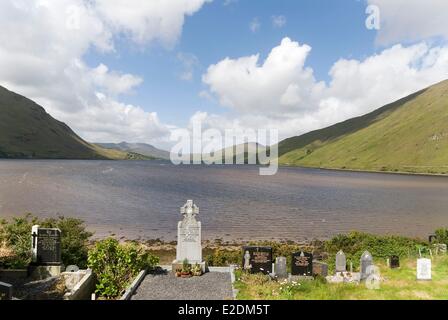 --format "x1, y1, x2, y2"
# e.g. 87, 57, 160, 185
335, 250, 346, 273
417, 258, 432, 280
175, 200, 202, 264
